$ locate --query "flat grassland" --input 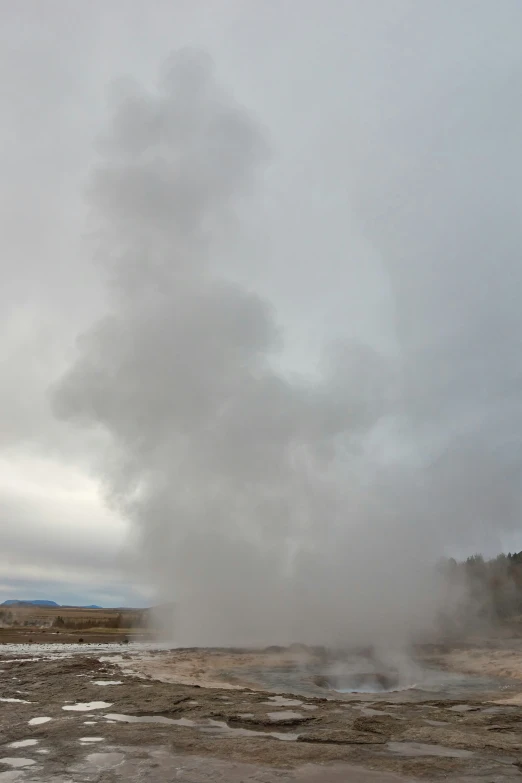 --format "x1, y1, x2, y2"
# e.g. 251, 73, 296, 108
0, 604, 153, 644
